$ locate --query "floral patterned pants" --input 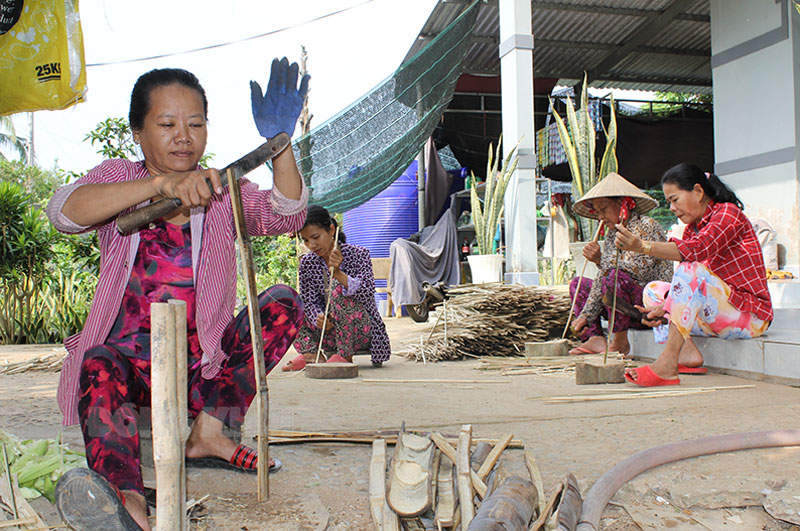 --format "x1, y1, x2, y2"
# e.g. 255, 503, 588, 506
569, 269, 648, 340
643, 262, 769, 340
77, 284, 303, 495
293, 285, 371, 359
